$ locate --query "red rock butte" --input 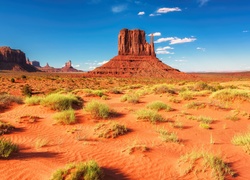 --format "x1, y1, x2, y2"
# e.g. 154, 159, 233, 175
89, 28, 186, 78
